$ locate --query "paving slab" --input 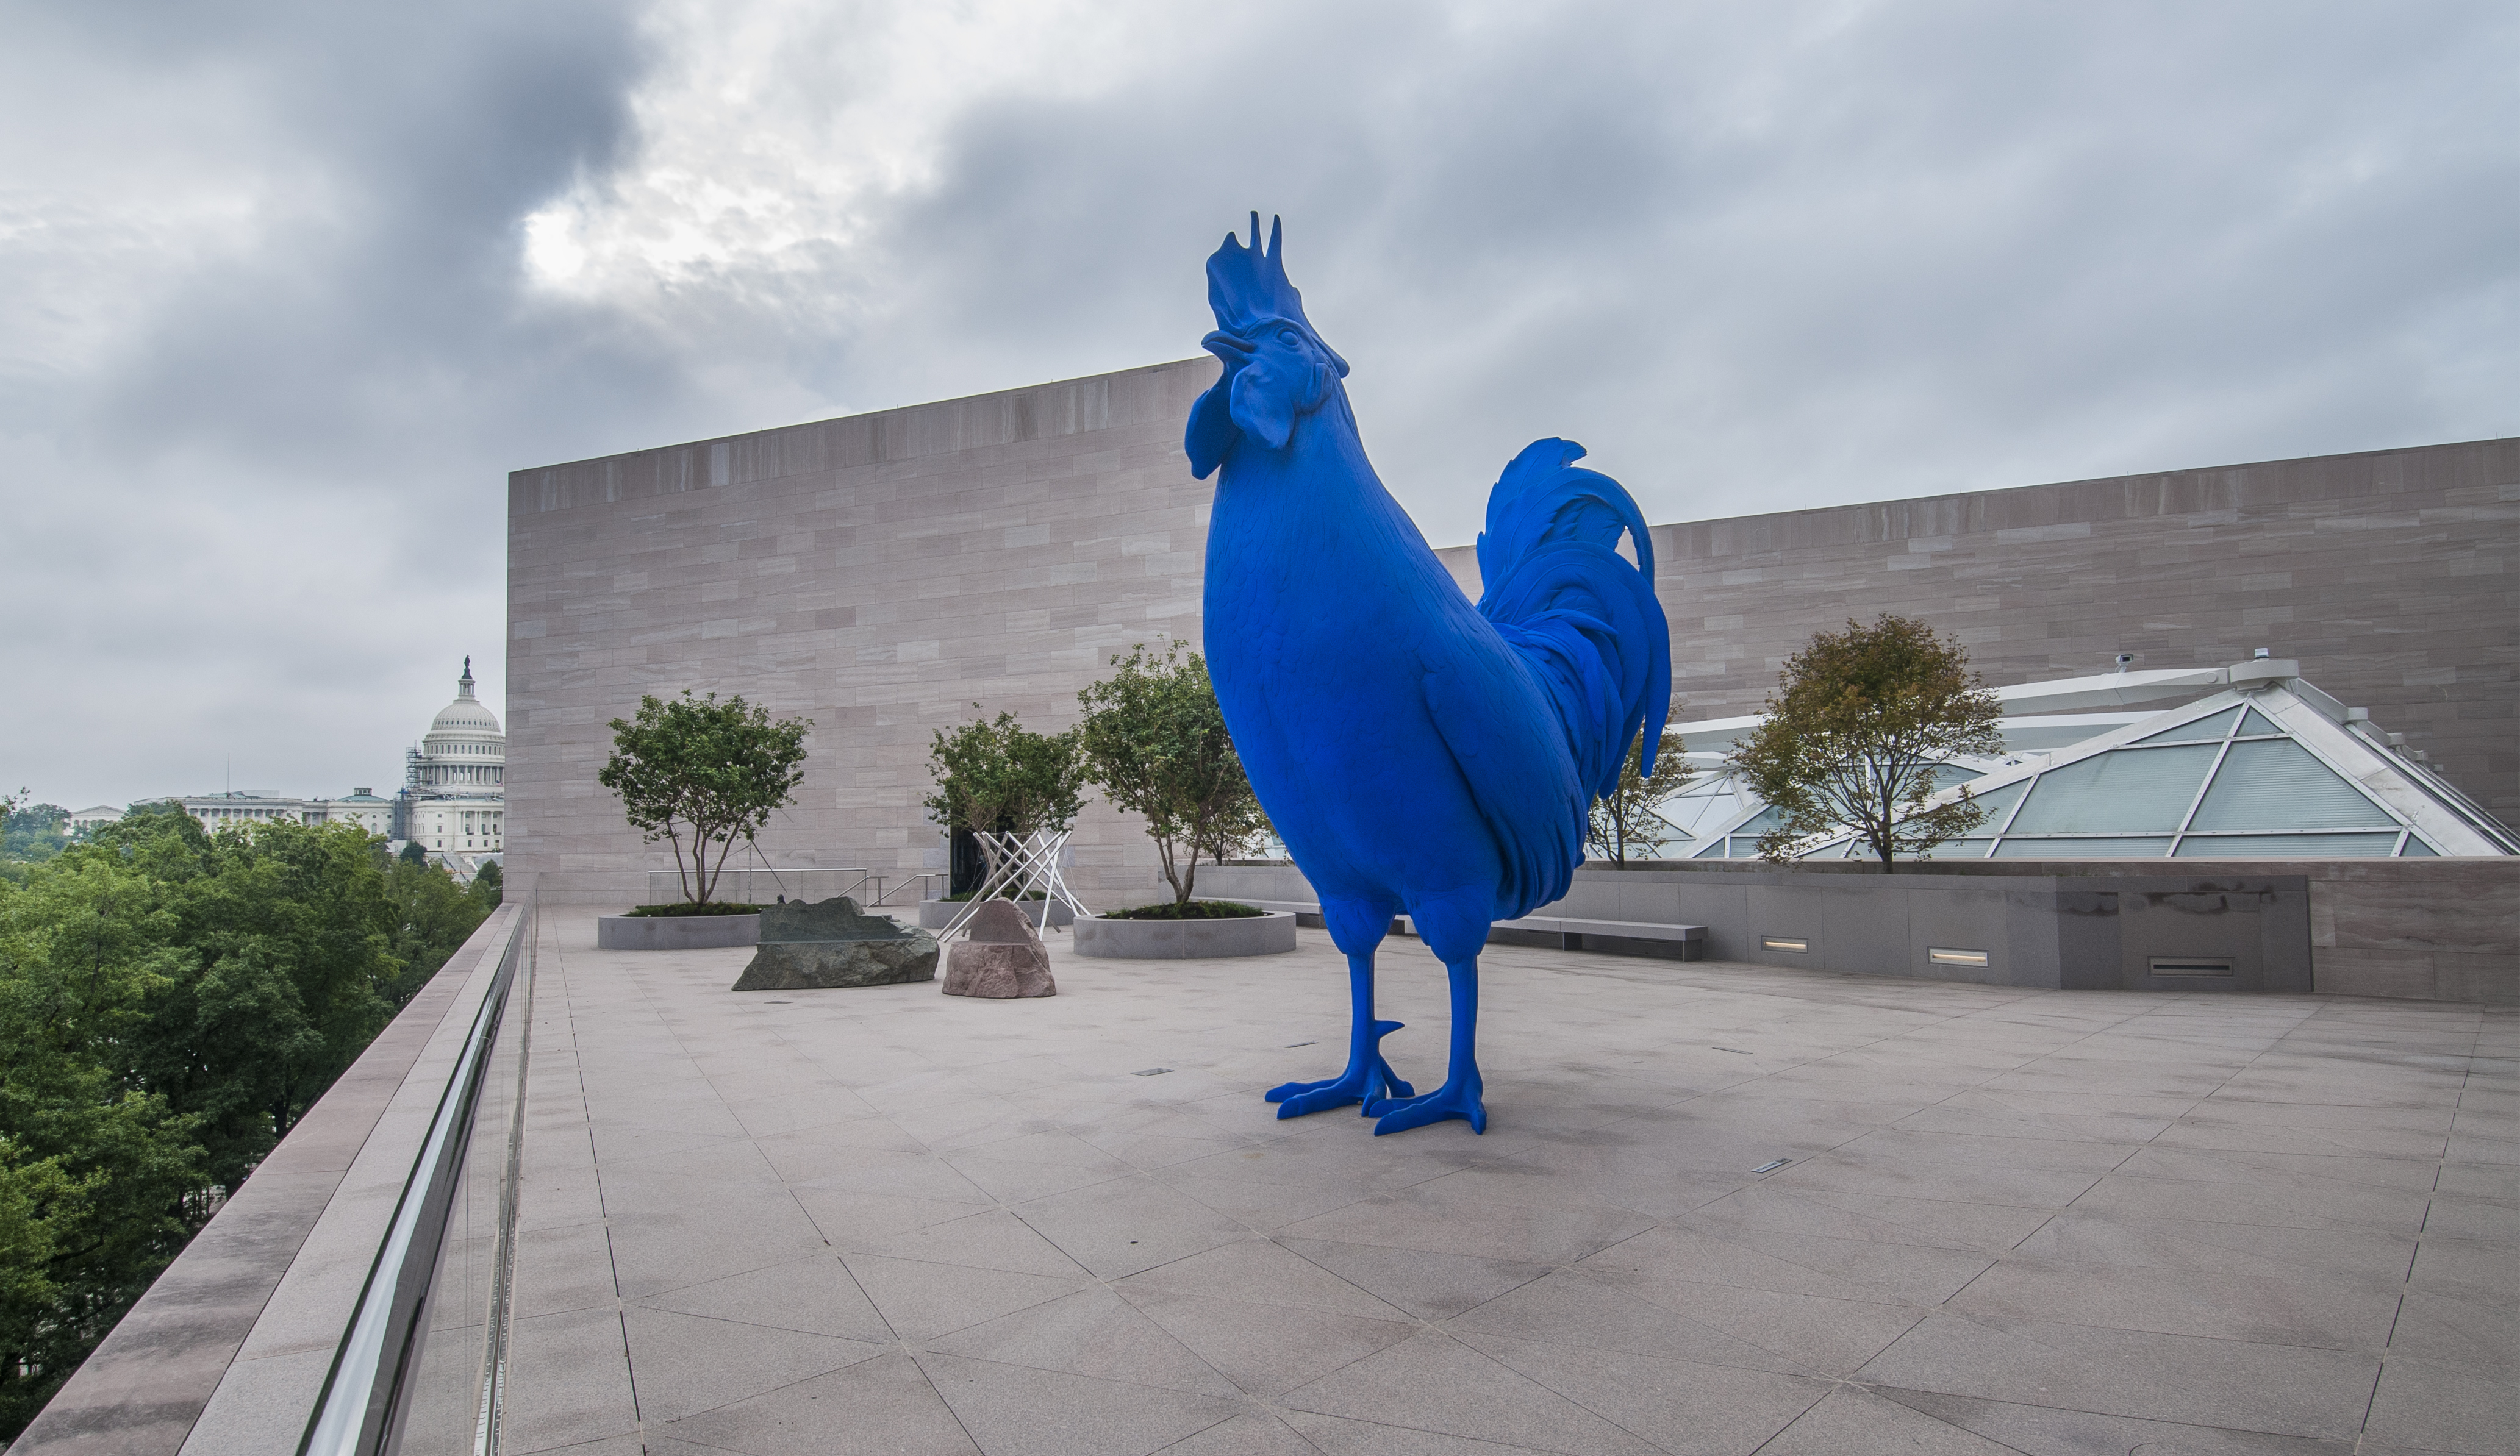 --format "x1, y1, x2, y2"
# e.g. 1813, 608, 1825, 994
488, 910, 2515, 1456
